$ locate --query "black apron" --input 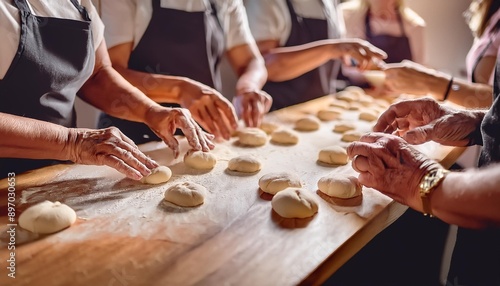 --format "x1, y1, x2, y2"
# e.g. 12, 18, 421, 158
0, 0, 95, 178
447, 57, 500, 286
98, 0, 224, 144
263, 0, 341, 111
365, 8, 413, 64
